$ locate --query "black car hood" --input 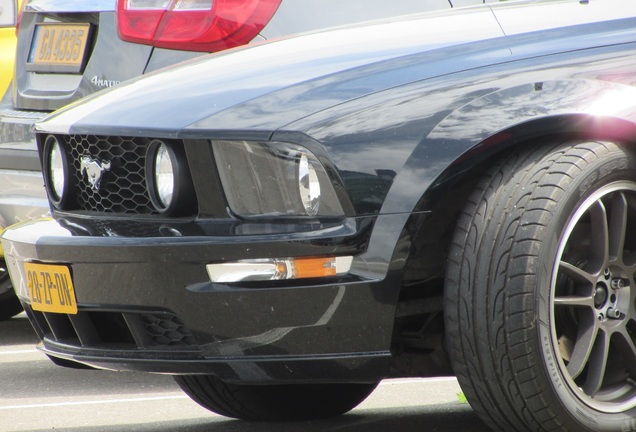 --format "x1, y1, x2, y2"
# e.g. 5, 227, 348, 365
34, 0, 635, 139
